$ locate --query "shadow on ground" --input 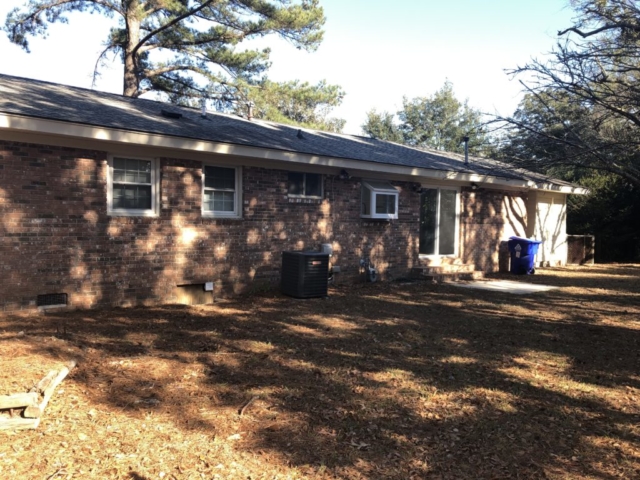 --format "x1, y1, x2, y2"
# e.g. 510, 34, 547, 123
2, 265, 639, 479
